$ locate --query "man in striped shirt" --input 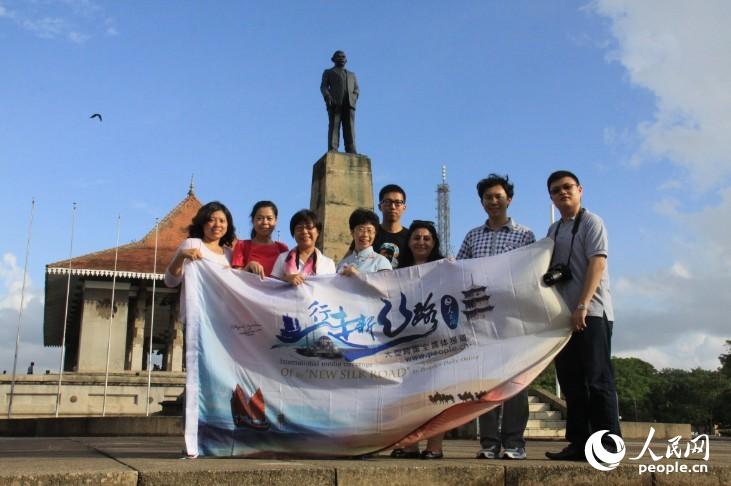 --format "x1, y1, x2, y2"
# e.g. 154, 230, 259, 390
456, 174, 535, 461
